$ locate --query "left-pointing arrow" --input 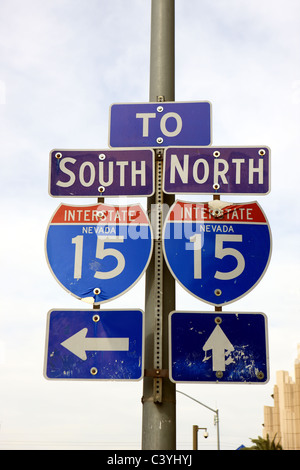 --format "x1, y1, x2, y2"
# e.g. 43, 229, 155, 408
61, 328, 129, 360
